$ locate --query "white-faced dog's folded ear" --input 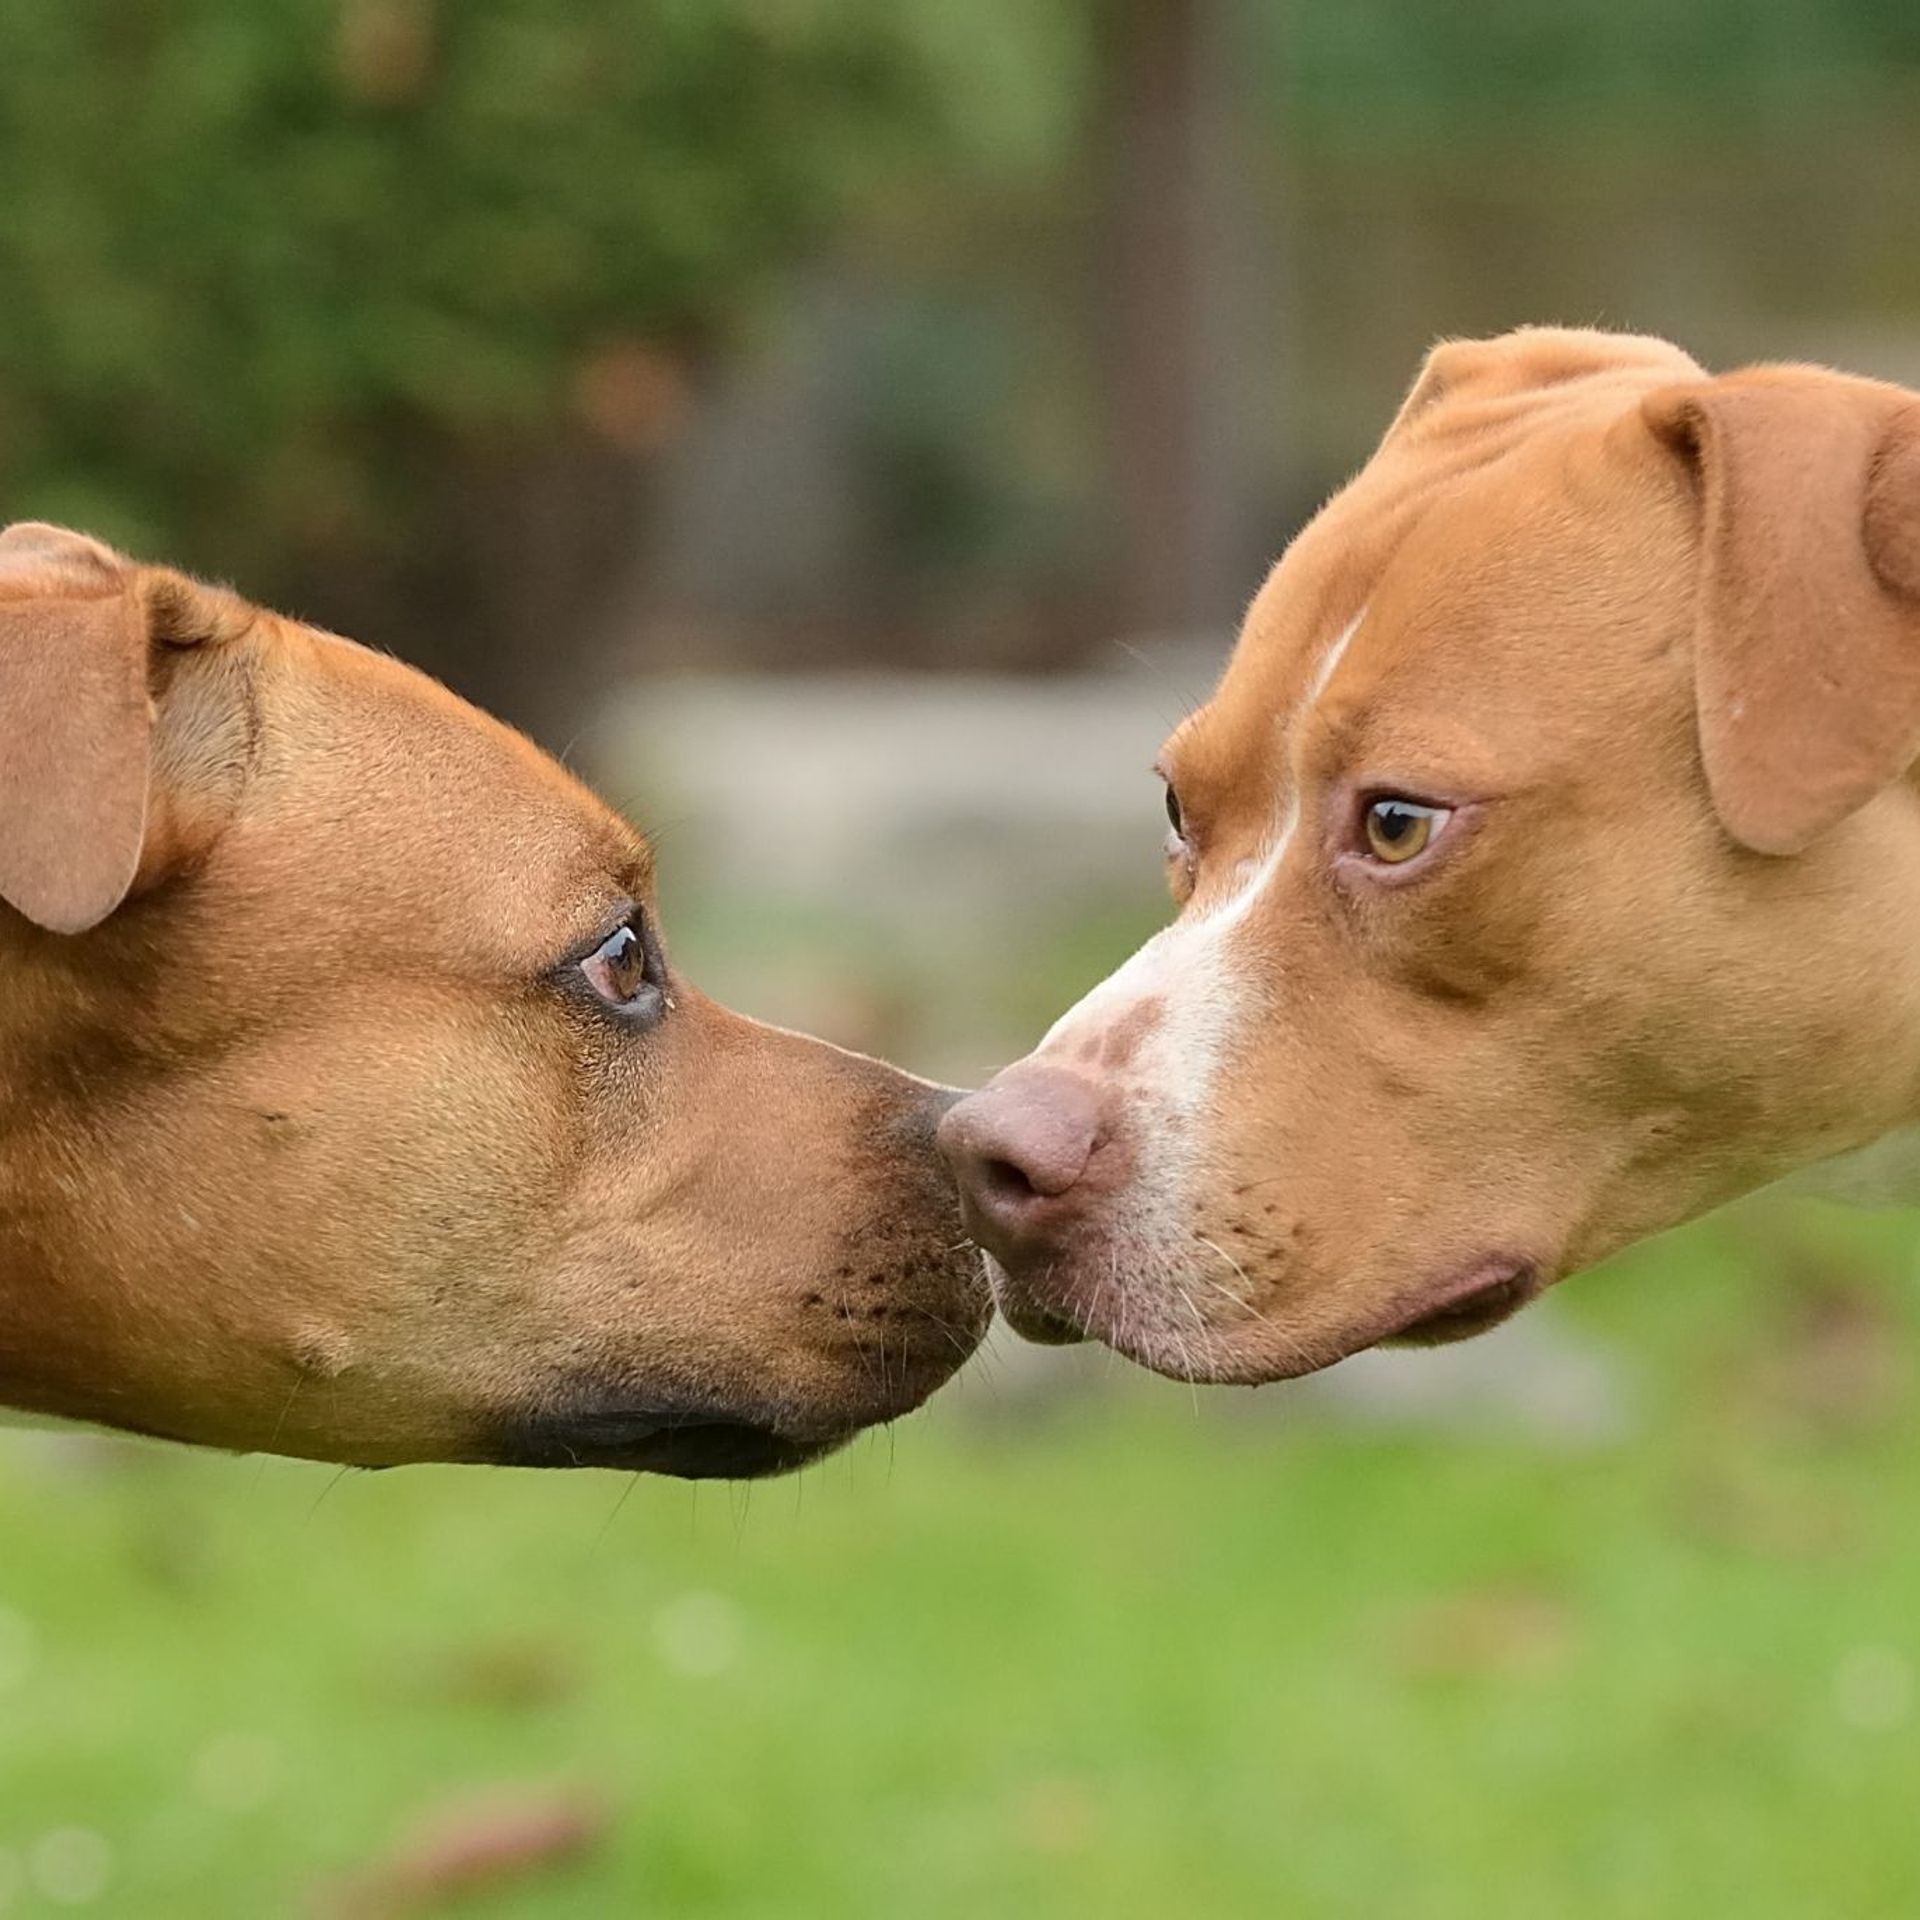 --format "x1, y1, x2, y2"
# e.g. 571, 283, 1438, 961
1642, 370, 1920, 857
1387, 326, 1703, 441
0, 522, 252, 935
